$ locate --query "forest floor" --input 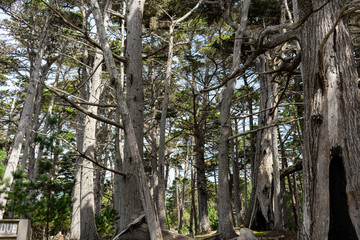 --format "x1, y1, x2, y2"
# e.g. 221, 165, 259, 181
253, 230, 297, 240
194, 229, 297, 240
